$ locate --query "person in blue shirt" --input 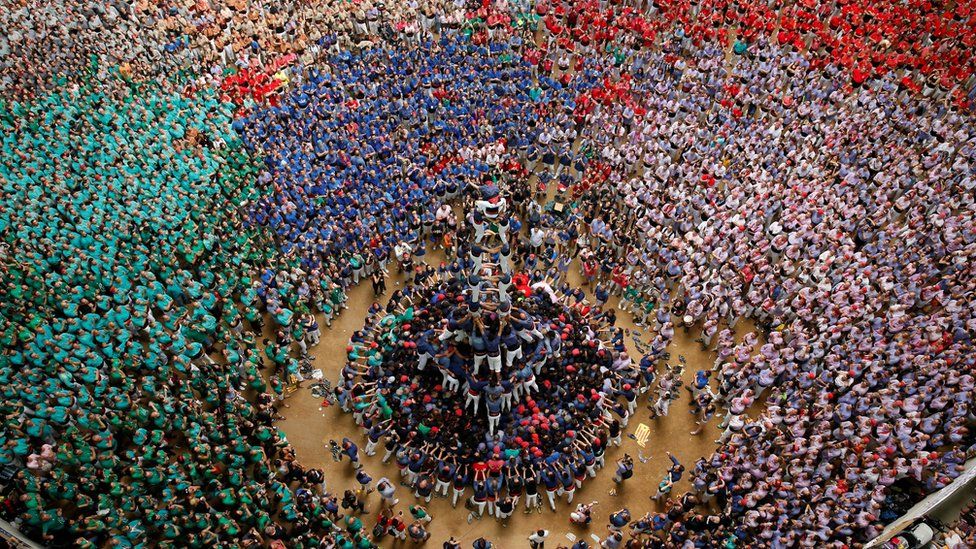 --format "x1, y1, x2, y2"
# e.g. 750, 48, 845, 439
608, 508, 632, 532
341, 438, 362, 469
